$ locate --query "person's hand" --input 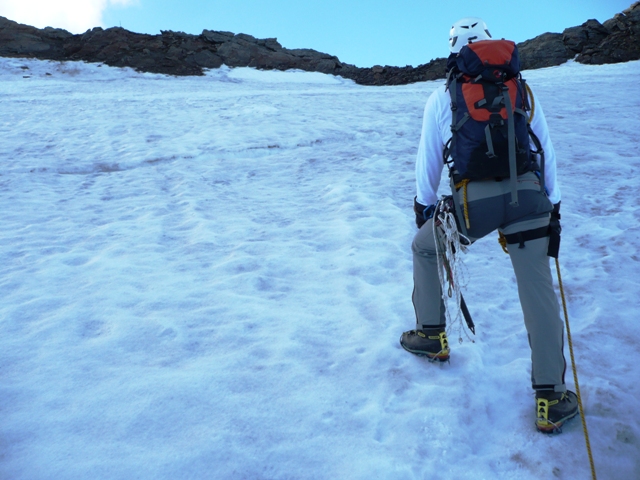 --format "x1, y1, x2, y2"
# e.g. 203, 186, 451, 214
414, 197, 436, 229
